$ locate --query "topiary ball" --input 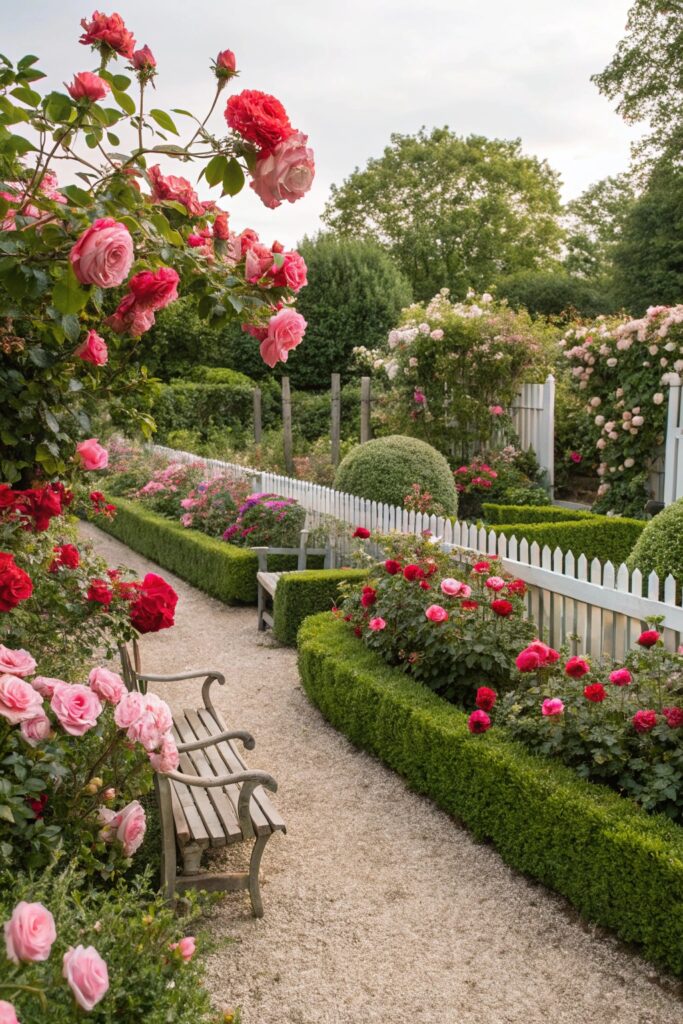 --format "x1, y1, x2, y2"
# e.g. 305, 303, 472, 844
333, 435, 458, 515
627, 497, 683, 584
